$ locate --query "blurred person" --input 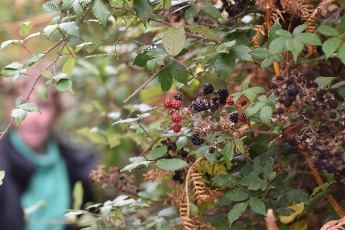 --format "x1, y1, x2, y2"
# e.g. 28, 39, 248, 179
0, 64, 97, 230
